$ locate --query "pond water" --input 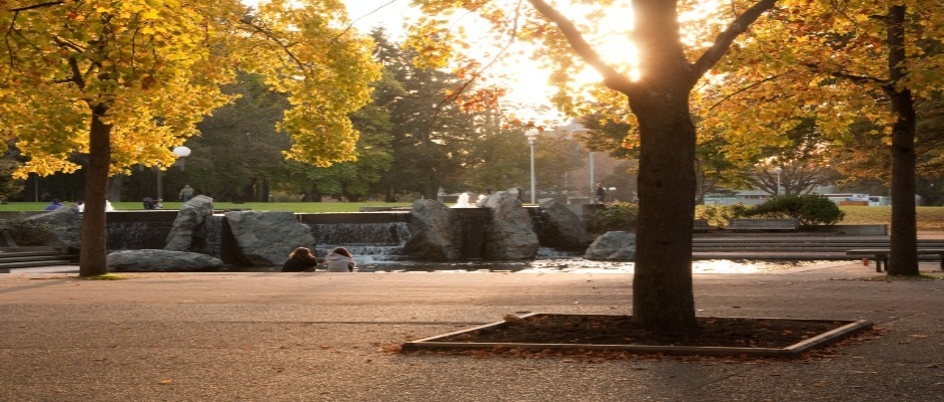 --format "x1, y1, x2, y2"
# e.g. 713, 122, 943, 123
220, 258, 833, 274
